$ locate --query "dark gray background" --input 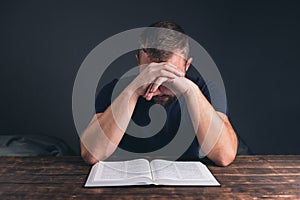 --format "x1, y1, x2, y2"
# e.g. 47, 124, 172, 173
0, 0, 299, 155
